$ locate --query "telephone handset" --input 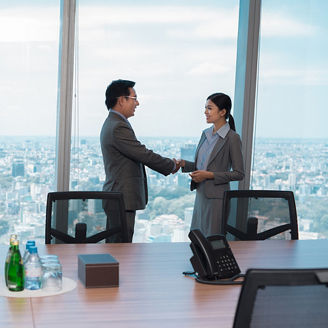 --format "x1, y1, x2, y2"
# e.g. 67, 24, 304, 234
188, 229, 244, 285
